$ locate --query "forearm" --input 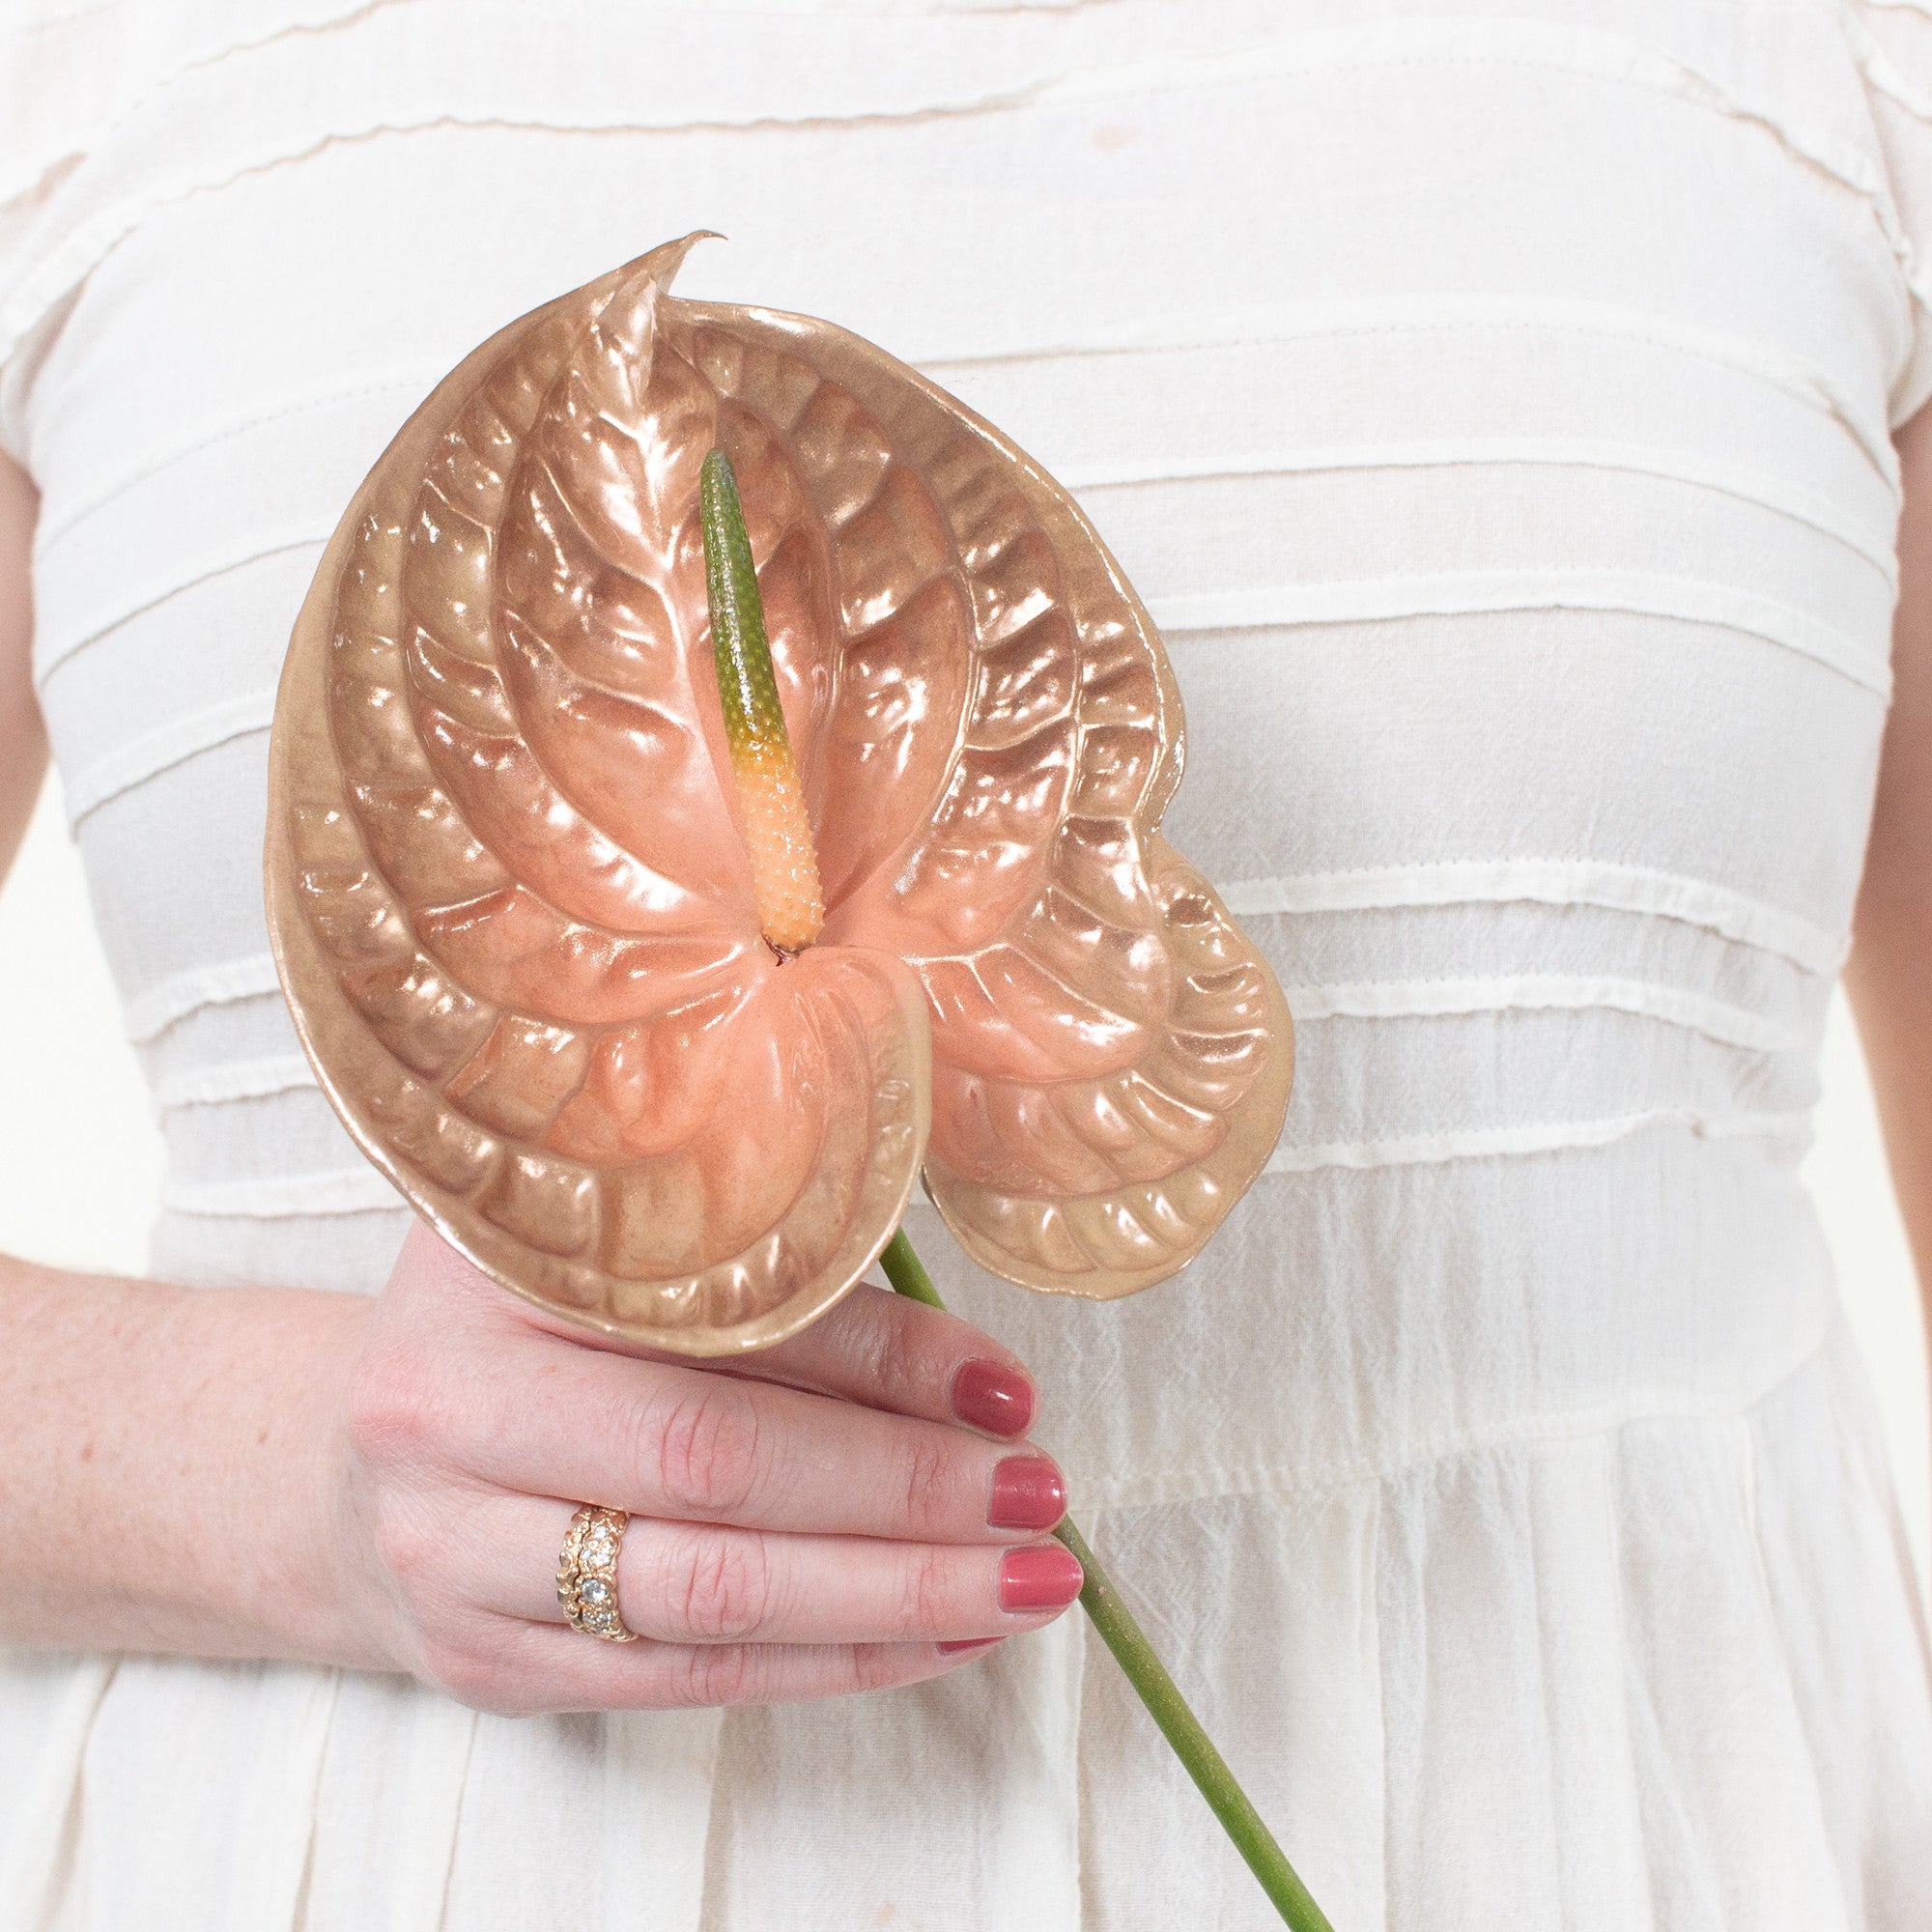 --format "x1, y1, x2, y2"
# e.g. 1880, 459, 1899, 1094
0, 1253, 382, 1666
1852, 402, 1932, 1370
1847, 908, 1932, 1296
0, 450, 44, 881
